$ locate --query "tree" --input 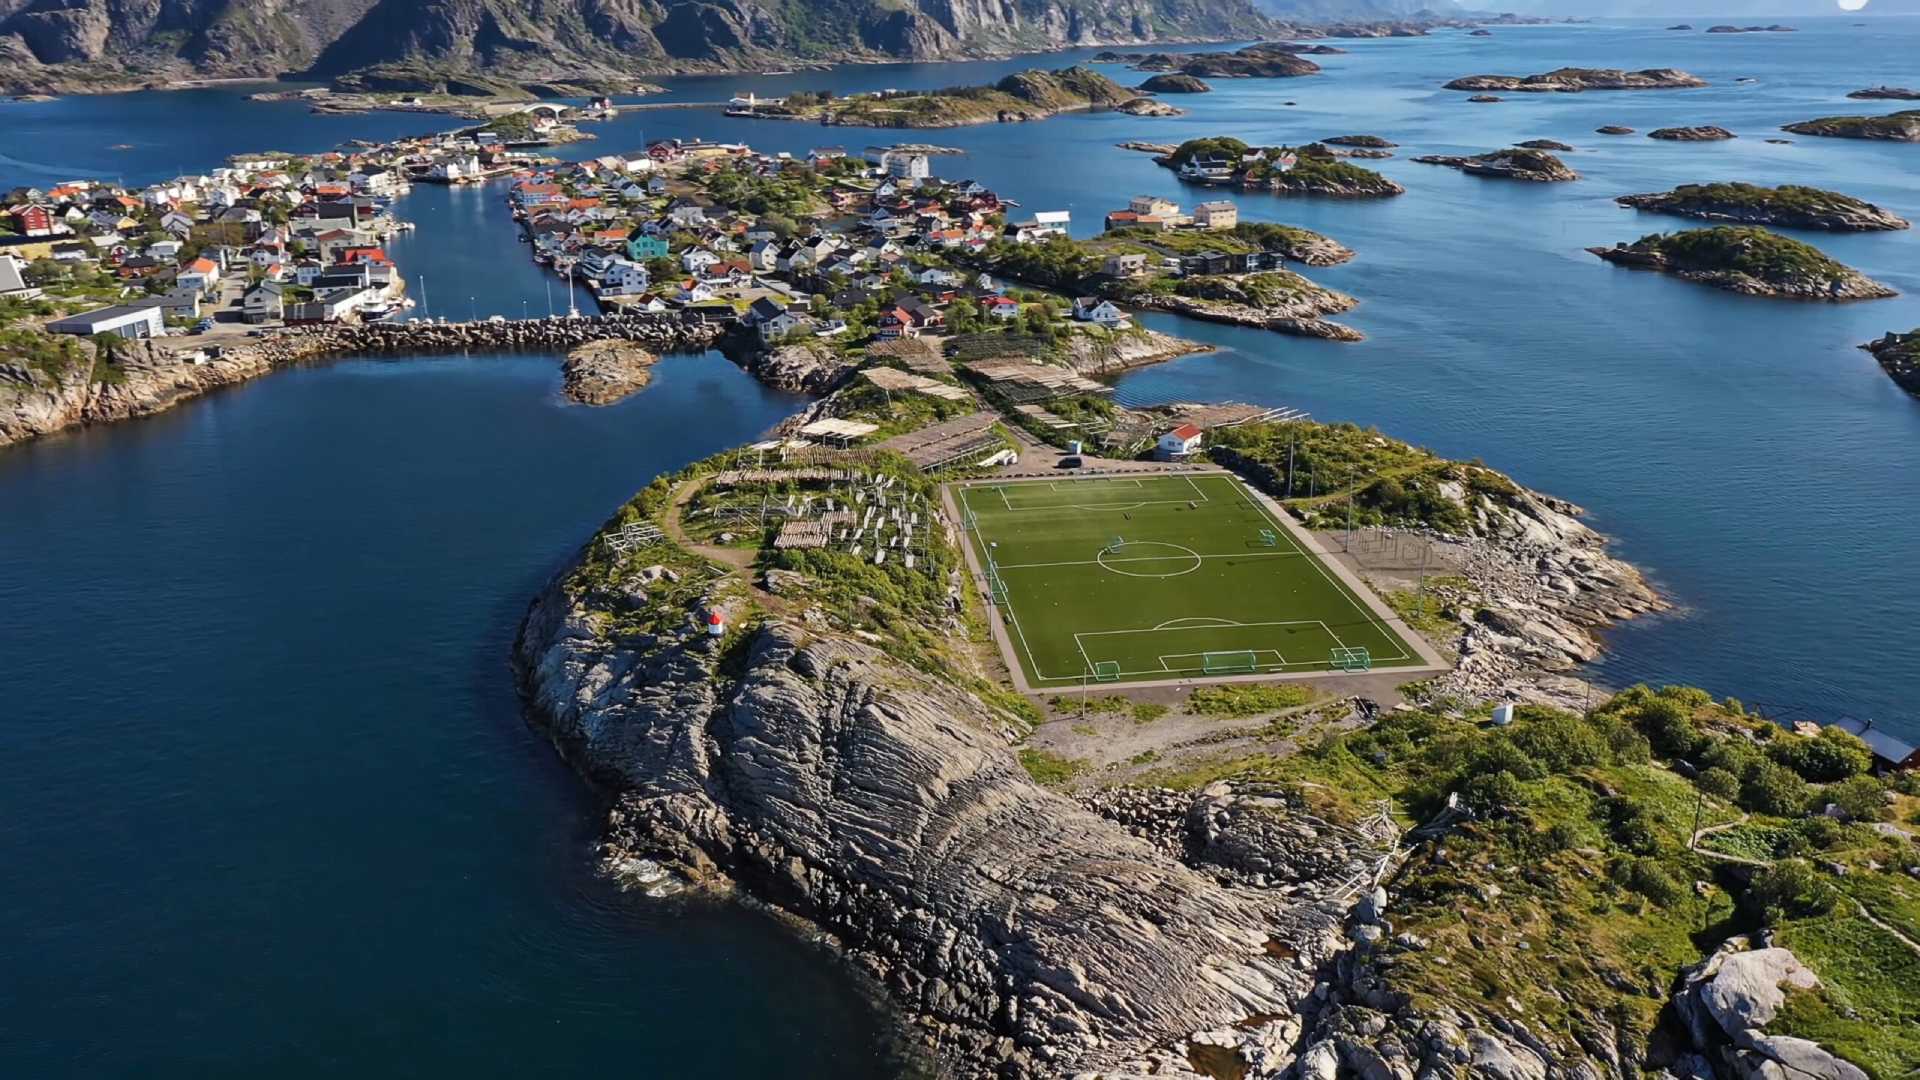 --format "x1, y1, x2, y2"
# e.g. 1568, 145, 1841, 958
1461, 769, 1526, 819
1825, 775, 1890, 822
947, 296, 981, 334
1745, 859, 1838, 925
